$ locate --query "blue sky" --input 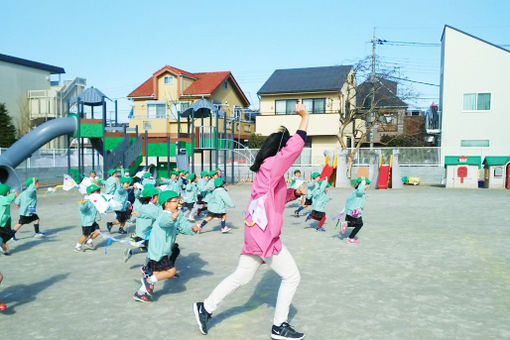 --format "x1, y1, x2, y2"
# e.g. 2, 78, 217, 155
3, 0, 509, 121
